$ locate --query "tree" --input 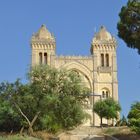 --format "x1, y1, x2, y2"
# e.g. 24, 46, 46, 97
19, 65, 89, 133
0, 65, 89, 134
121, 115, 128, 126
28, 65, 89, 131
0, 80, 22, 132
116, 115, 128, 126
93, 98, 121, 126
128, 102, 140, 134
0, 80, 42, 135
117, 0, 140, 54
